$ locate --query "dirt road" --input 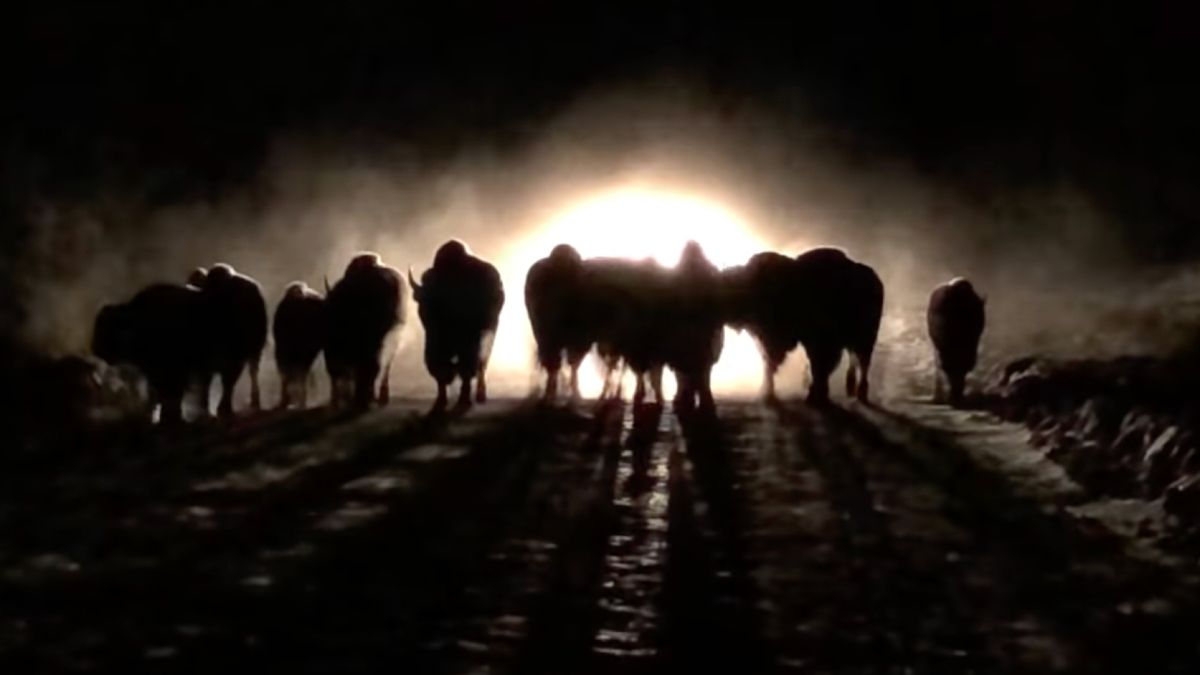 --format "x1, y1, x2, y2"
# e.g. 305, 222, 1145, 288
1, 398, 1197, 673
